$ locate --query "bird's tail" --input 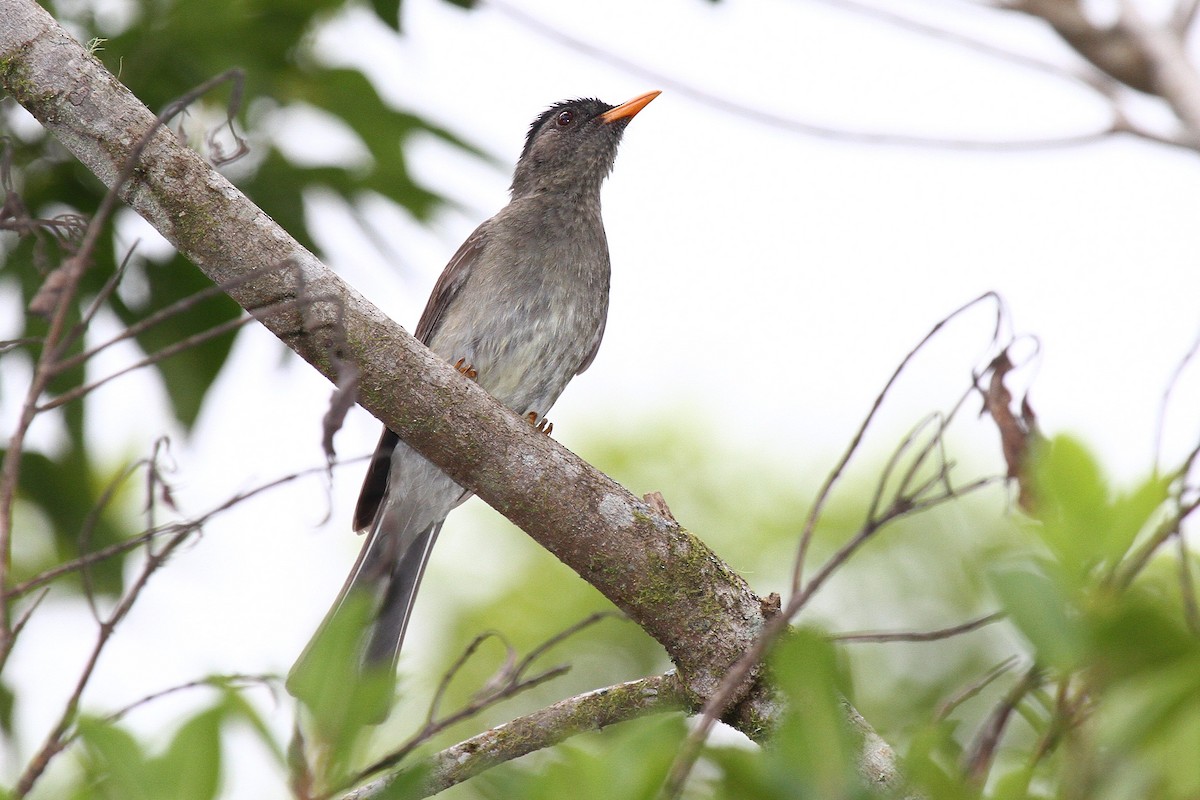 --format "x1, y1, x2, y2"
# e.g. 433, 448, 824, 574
361, 520, 442, 669
286, 518, 443, 722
